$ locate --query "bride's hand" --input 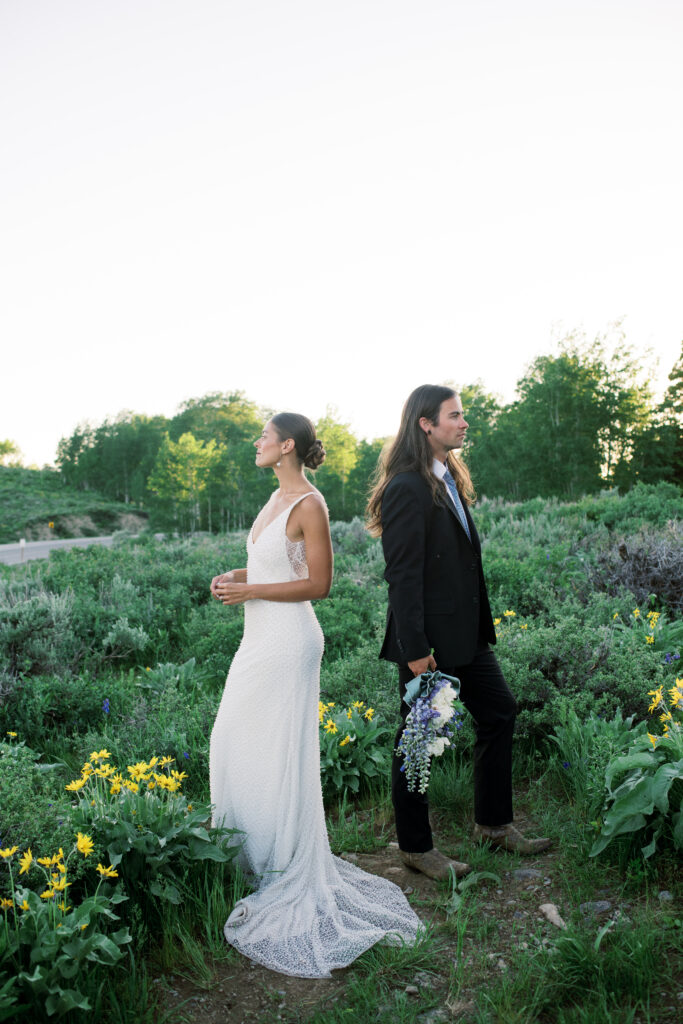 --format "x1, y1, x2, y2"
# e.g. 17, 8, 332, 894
217, 581, 251, 605
211, 571, 235, 601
